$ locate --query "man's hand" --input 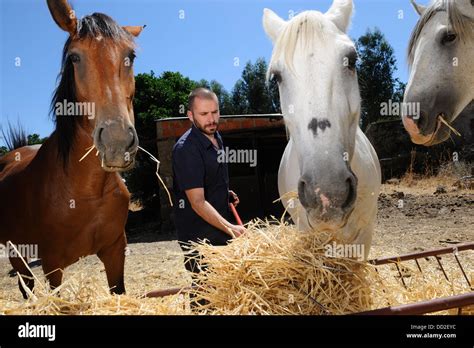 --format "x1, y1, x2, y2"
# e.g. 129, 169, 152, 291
227, 224, 246, 238
229, 190, 240, 207
185, 188, 245, 238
